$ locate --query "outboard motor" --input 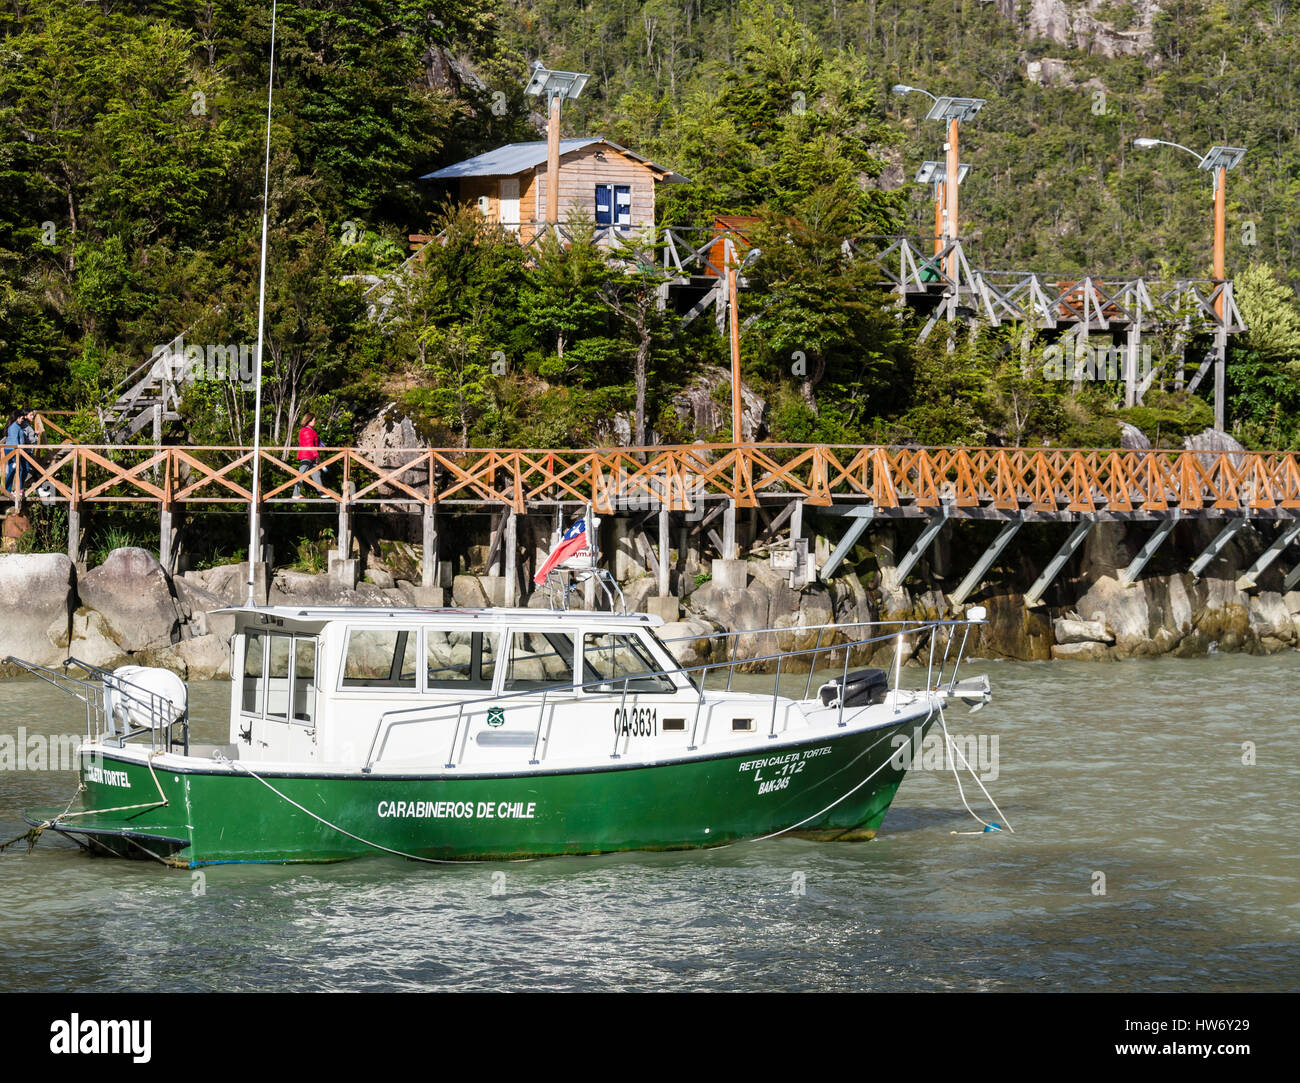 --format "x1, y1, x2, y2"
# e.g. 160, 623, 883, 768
818, 668, 890, 709
103, 666, 188, 735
